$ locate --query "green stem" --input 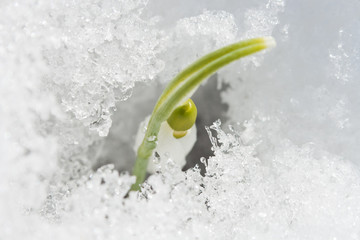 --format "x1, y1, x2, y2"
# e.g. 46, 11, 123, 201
130, 37, 275, 191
